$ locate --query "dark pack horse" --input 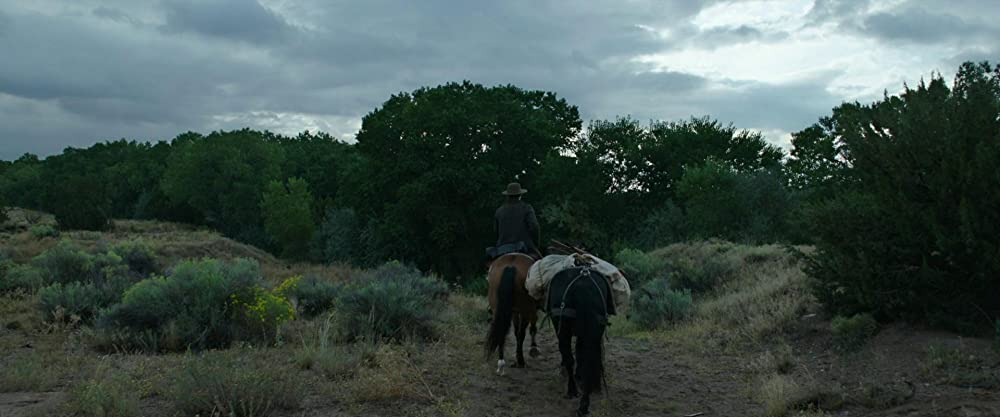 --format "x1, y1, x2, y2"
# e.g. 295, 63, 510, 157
545, 265, 615, 417
485, 253, 540, 375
